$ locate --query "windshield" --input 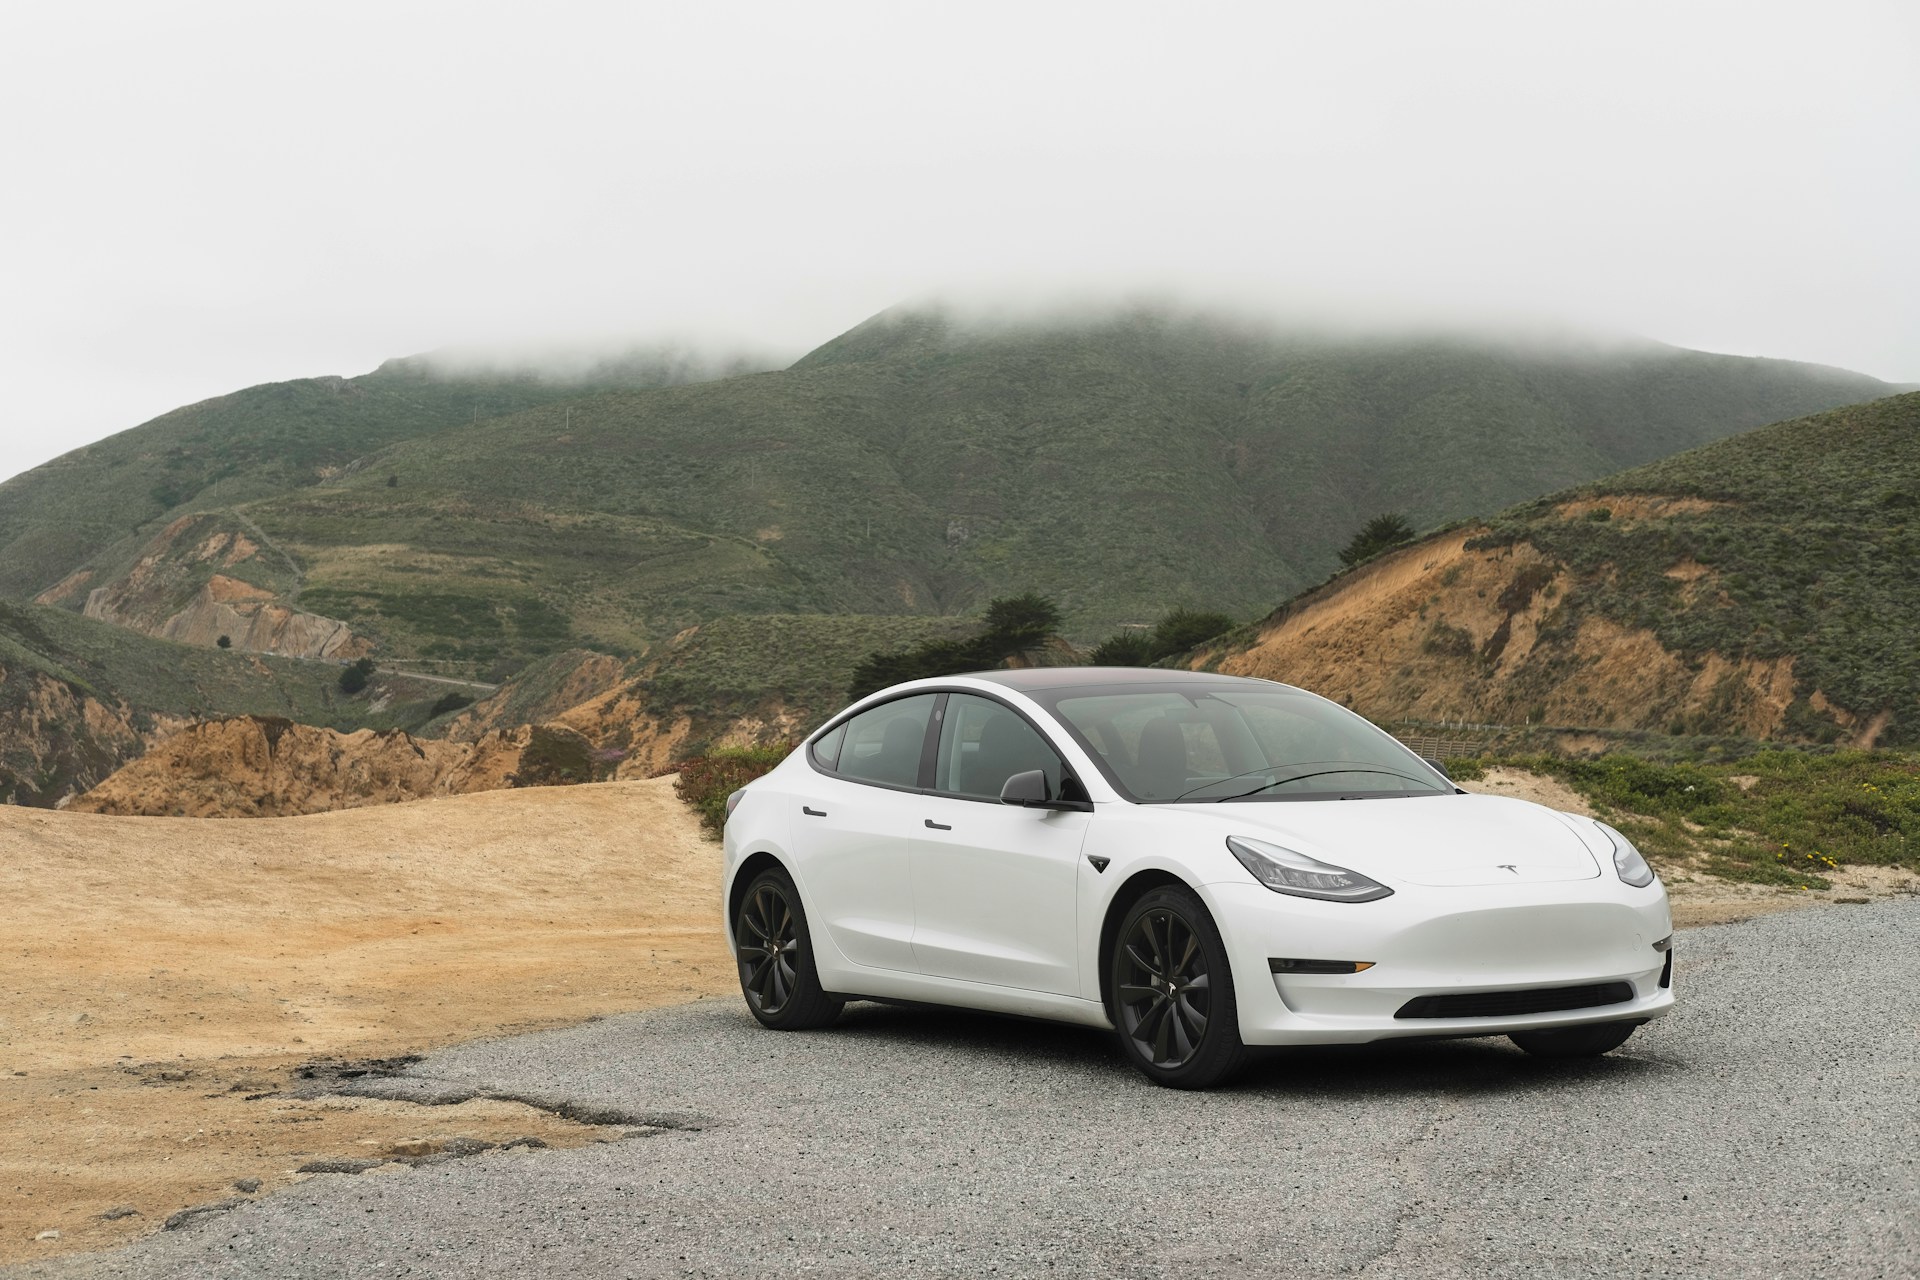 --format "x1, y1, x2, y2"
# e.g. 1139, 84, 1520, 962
1036, 682, 1451, 803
